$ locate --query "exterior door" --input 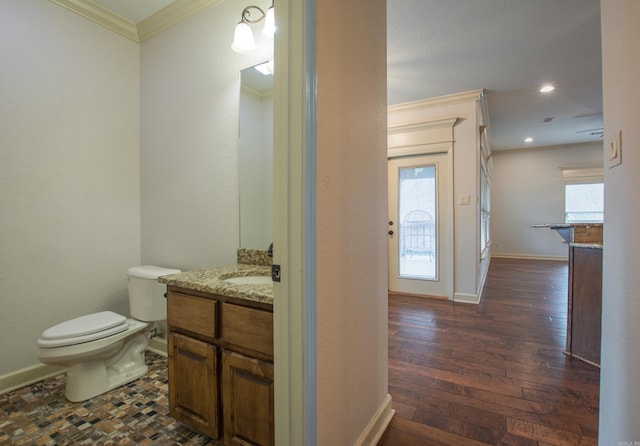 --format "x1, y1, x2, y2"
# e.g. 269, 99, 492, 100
388, 153, 451, 298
